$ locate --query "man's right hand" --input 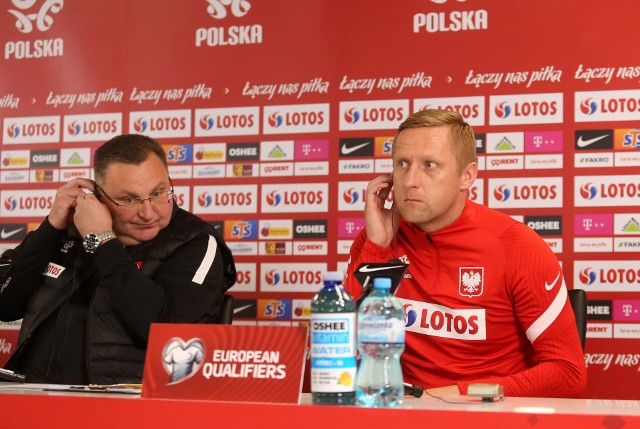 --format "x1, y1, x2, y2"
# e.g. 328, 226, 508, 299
364, 174, 400, 248
48, 178, 96, 230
